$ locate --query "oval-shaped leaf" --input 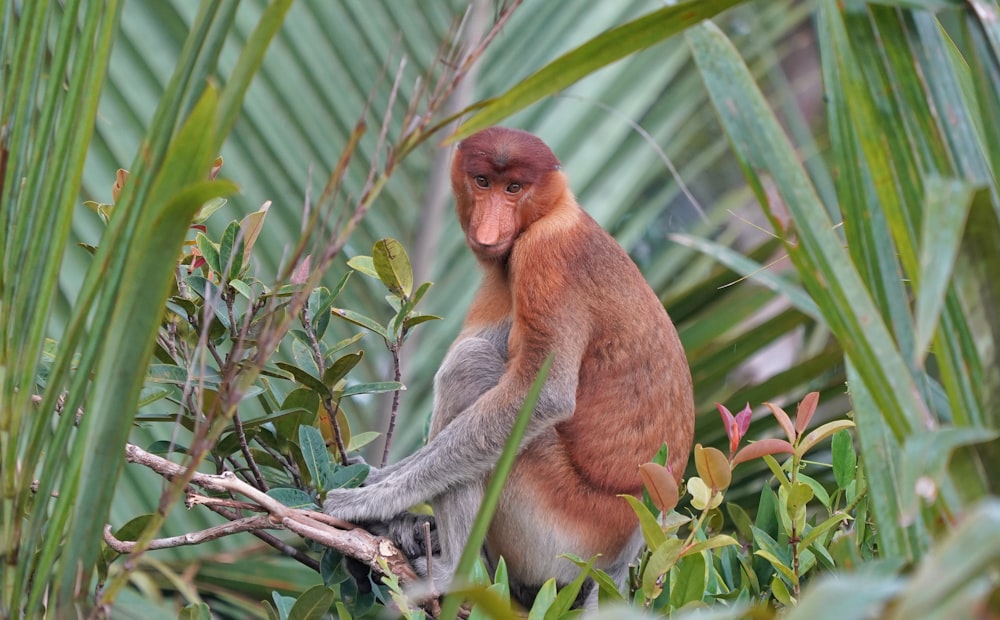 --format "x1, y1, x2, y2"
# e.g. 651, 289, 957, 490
732, 438, 795, 466
276, 362, 328, 396
794, 391, 820, 434
694, 444, 732, 491
639, 462, 680, 513
346, 255, 378, 278
299, 426, 333, 489
330, 307, 388, 339
323, 351, 363, 388
764, 401, 797, 444
238, 200, 270, 265
267, 487, 316, 509
341, 381, 403, 398
327, 463, 370, 490
372, 238, 413, 298
287, 584, 336, 620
